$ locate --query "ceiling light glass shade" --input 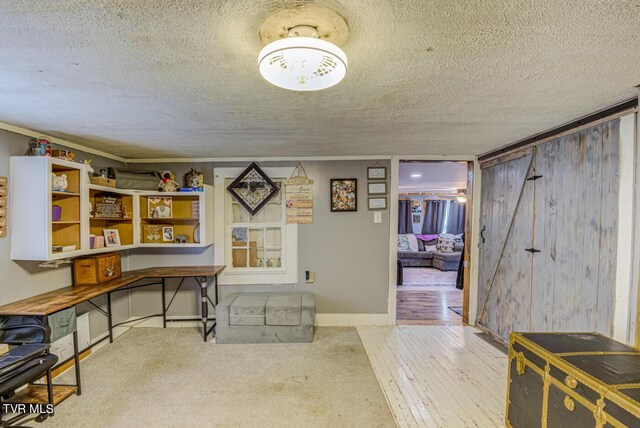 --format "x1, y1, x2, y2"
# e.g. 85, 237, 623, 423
258, 37, 347, 91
